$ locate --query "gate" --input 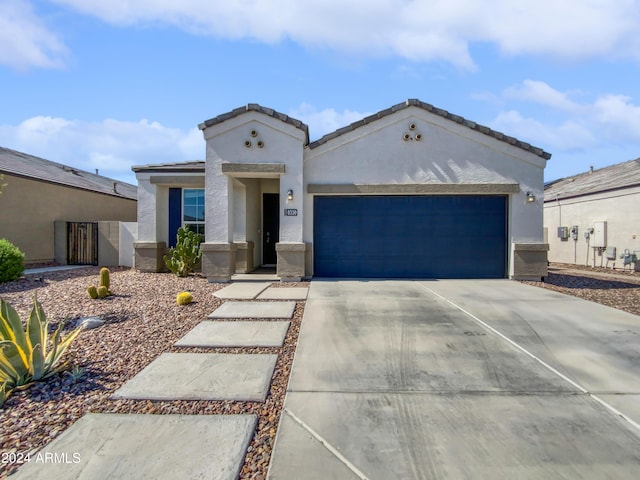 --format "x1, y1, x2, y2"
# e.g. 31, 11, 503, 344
67, 222, 98, 265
